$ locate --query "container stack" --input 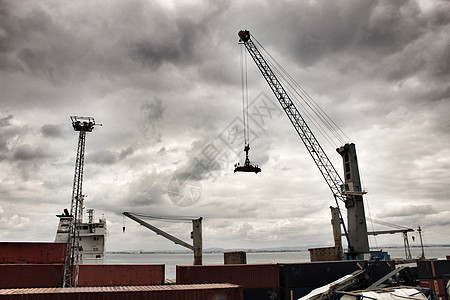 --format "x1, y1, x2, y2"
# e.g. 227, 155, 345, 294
0, 242, 66, 288
0, 242, 243, 300
177, 264, 280, 299
176, 261, 396, 299
417, 259, 450, 300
